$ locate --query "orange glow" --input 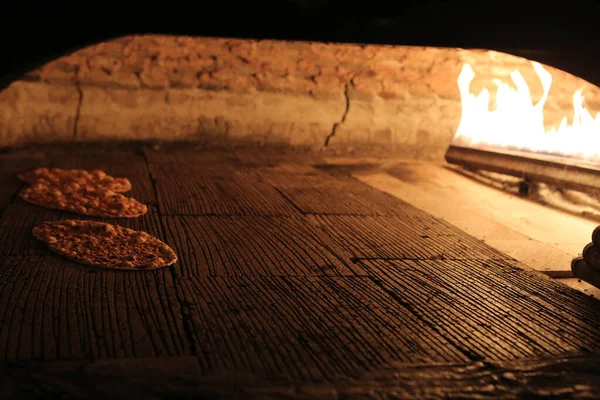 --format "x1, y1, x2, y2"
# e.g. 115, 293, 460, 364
452, 61, 600, 161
